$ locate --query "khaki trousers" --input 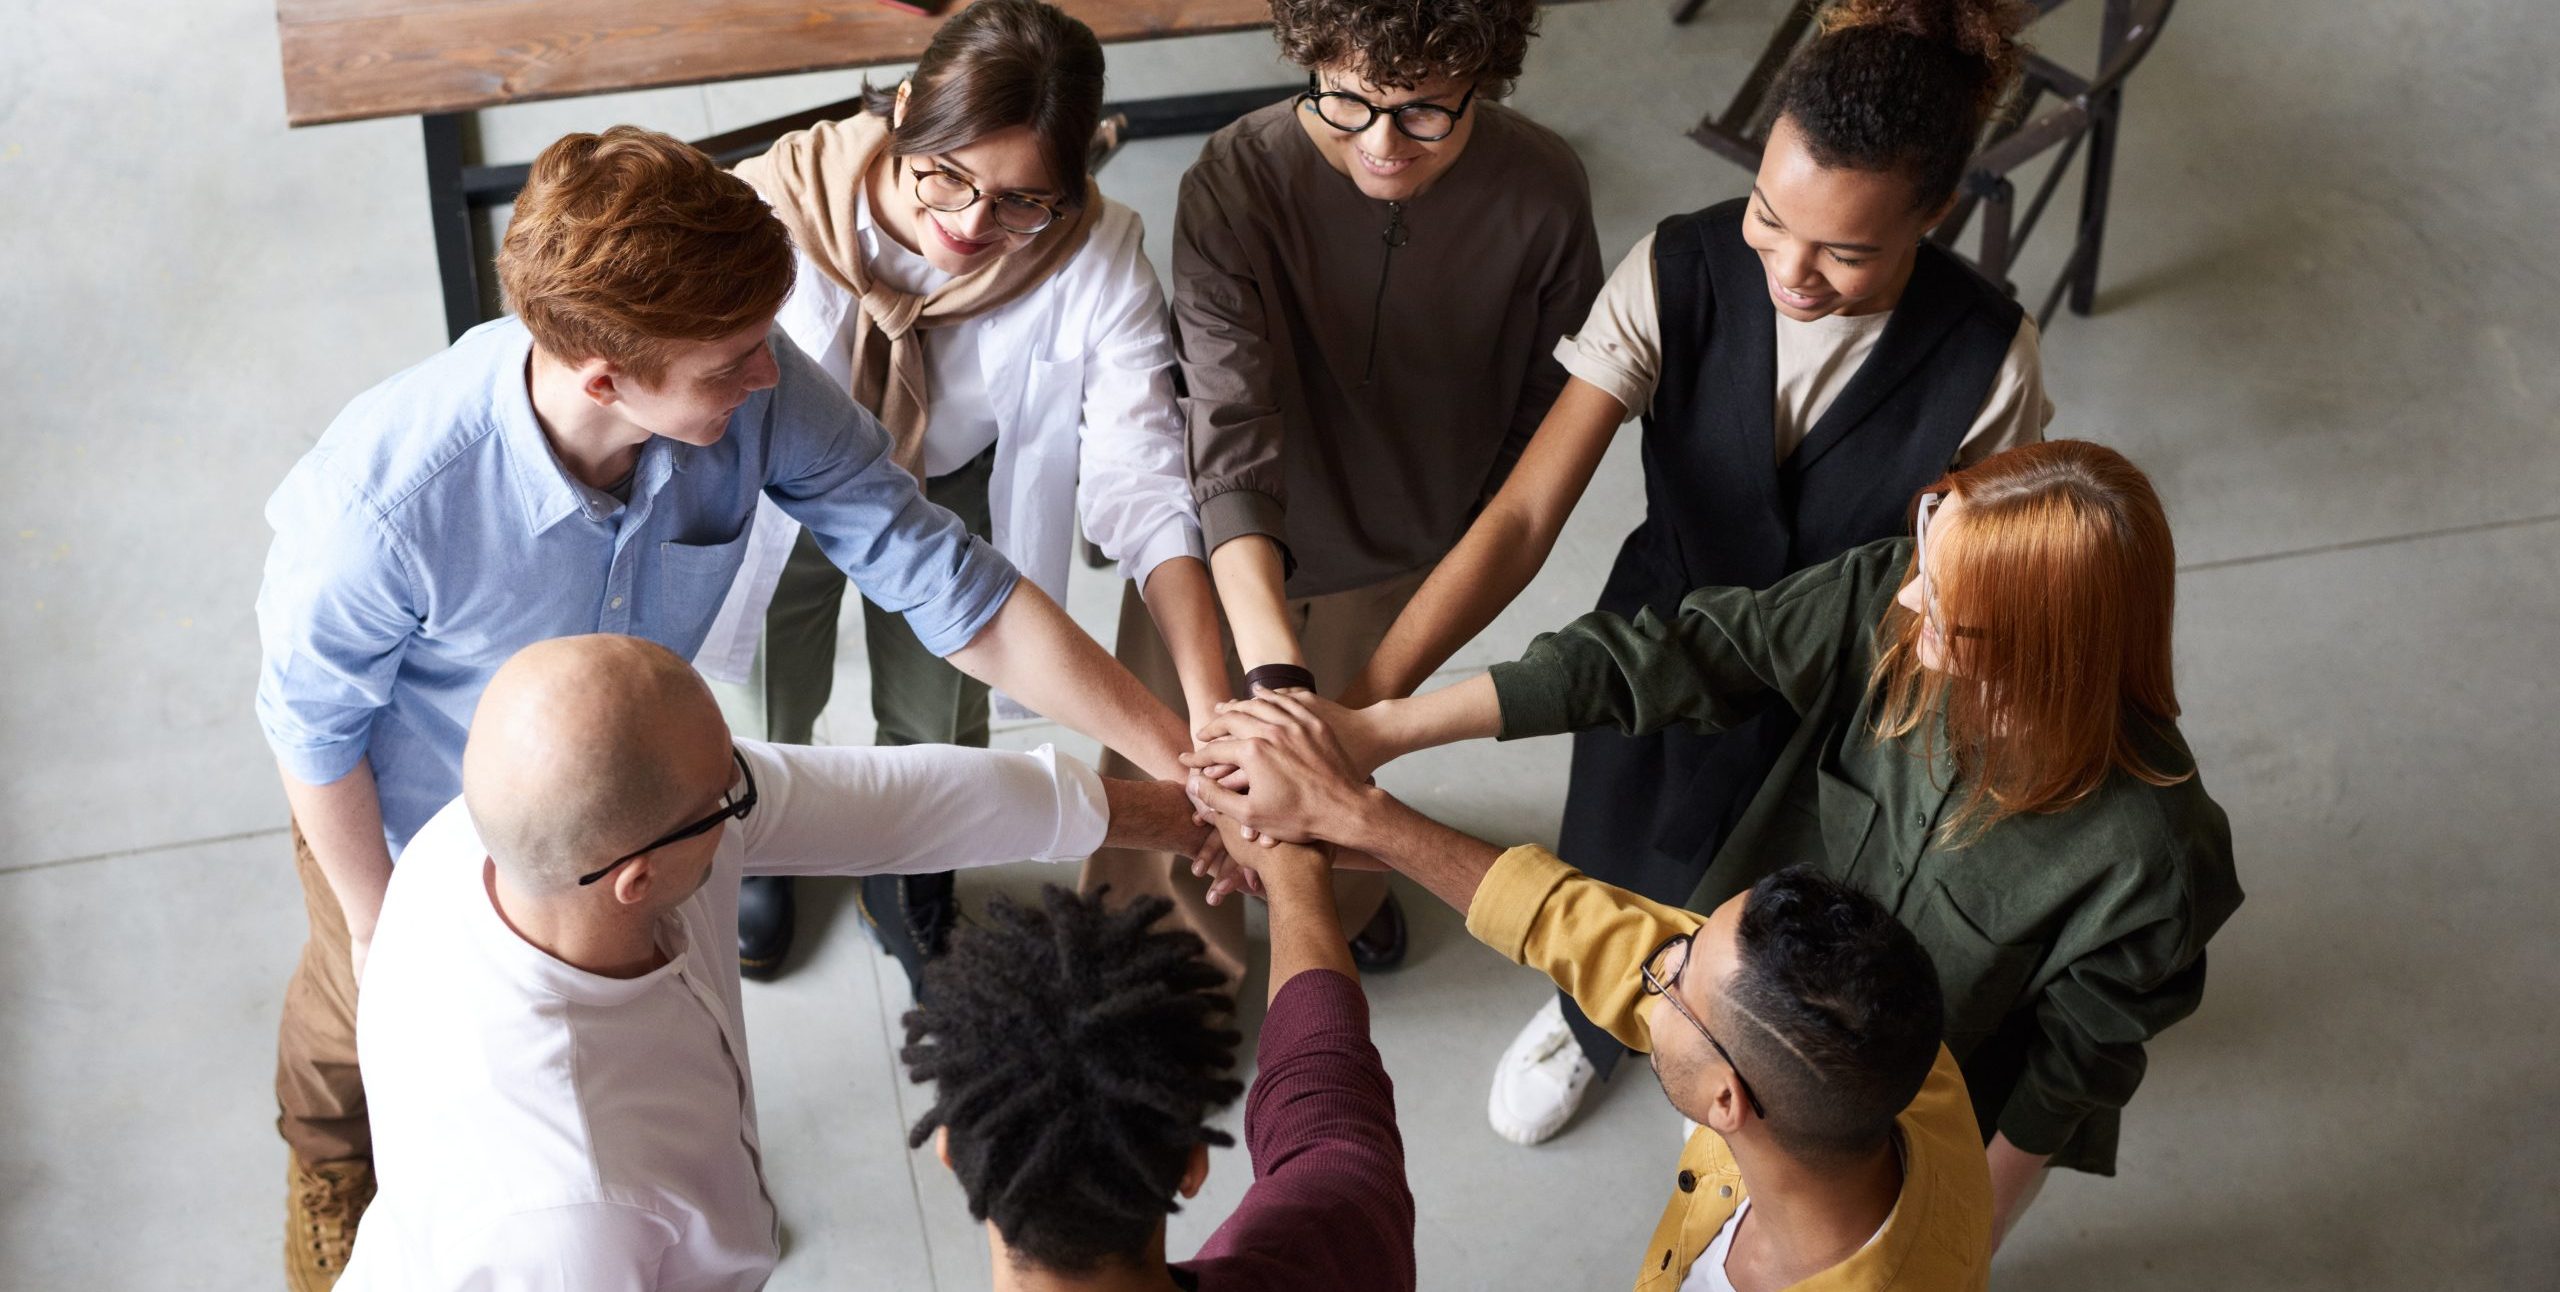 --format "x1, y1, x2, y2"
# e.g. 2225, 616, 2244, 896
276, 821, 367, 1166
1081, 564, 1427, 990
